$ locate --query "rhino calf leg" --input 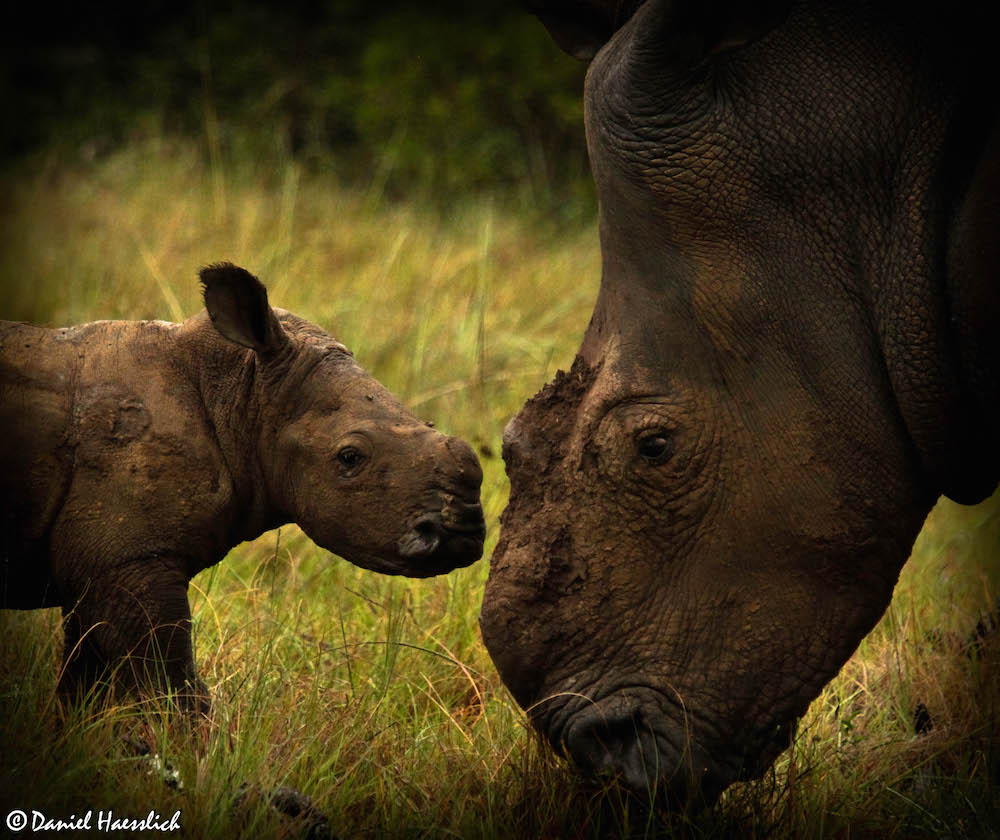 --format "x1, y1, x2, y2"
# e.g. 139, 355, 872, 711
58, 563, 209, 716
